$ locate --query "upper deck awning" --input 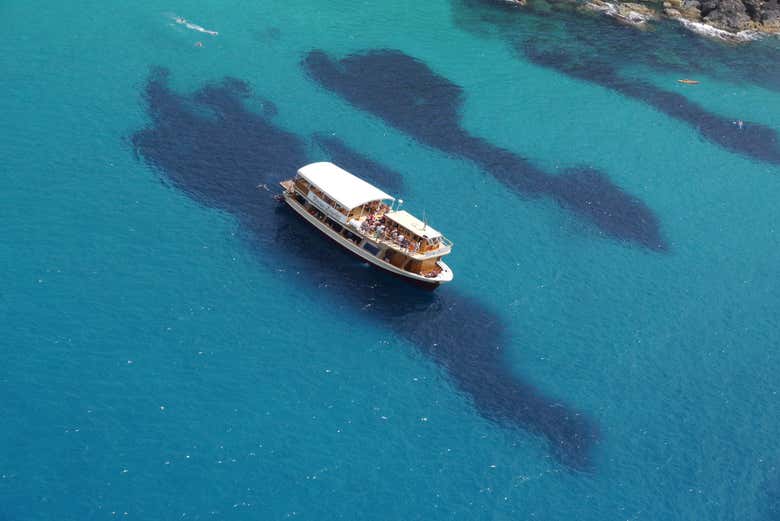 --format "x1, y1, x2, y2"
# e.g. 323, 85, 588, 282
385, 210, 442, 240
297, 162, 394, 211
